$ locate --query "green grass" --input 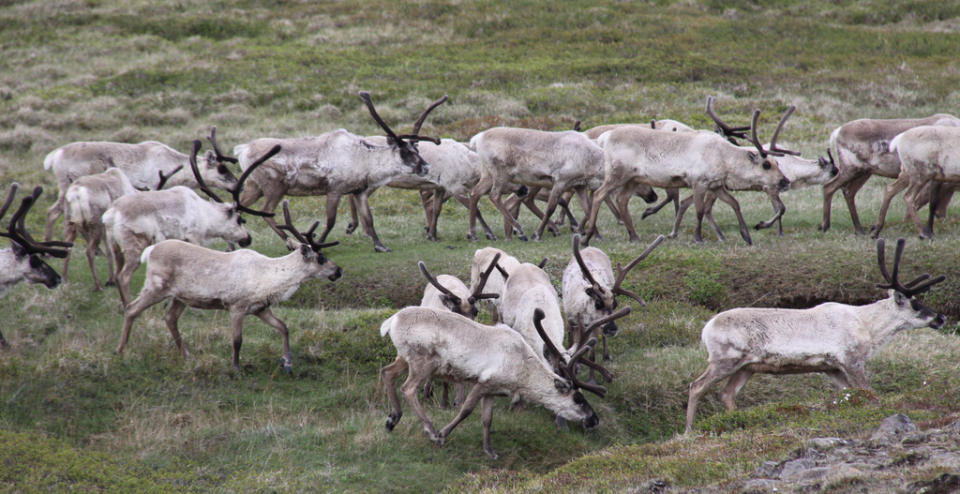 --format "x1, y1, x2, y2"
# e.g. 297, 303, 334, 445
3, 0, 960, 492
